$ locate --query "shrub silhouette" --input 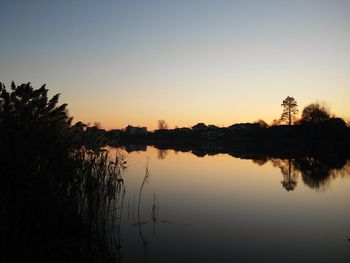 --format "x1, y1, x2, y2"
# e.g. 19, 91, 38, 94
0, 82, 125, 262
300, 102, 331, 124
